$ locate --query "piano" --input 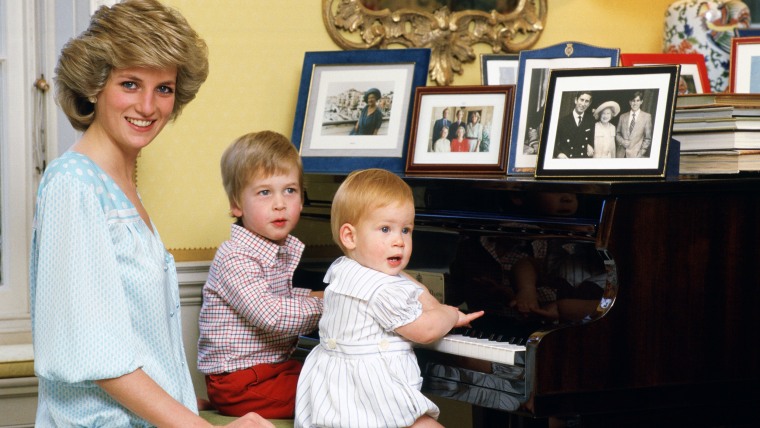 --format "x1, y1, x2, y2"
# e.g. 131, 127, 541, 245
294, 173, 760, 427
